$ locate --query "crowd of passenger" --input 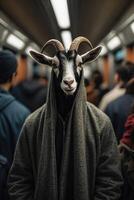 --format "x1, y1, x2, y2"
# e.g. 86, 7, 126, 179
0, 49, 134, 199
85, 61, 134, 142
85, 60, 134, 200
